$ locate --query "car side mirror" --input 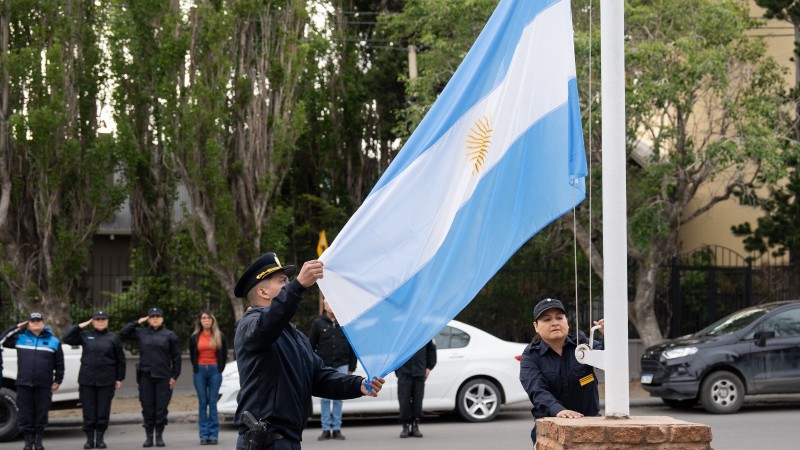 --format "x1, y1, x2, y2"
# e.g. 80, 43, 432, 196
754, 330, 775, 347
